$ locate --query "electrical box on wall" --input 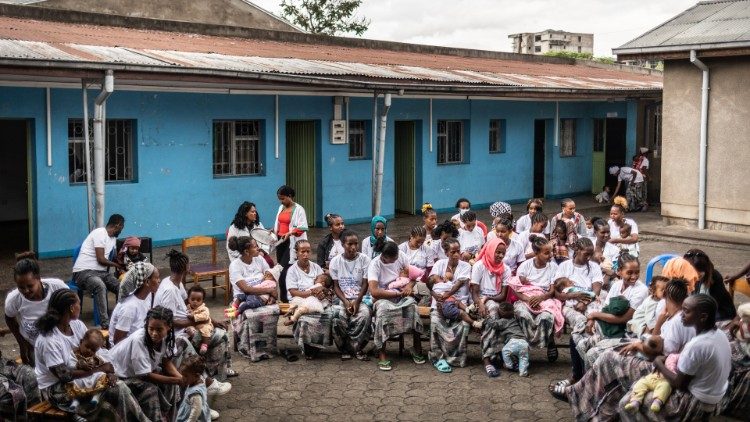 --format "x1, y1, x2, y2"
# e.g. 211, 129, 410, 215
331, 120, 347, 144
